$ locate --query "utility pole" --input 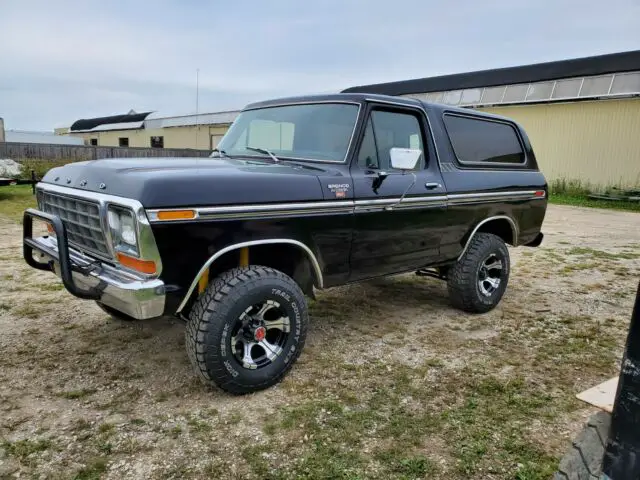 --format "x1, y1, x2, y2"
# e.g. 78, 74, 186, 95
0, 117, 5, 143
194, 69, 200, 149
